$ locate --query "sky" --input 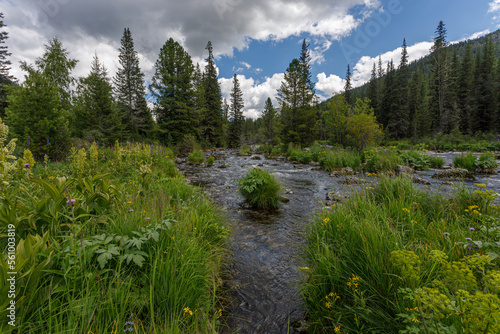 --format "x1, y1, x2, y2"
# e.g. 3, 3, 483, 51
2, 0, 500, 118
